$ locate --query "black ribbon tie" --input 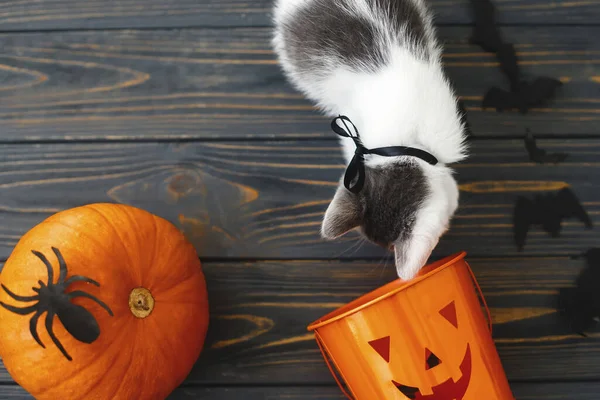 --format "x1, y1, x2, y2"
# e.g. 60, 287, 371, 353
331, 115, 439, 194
